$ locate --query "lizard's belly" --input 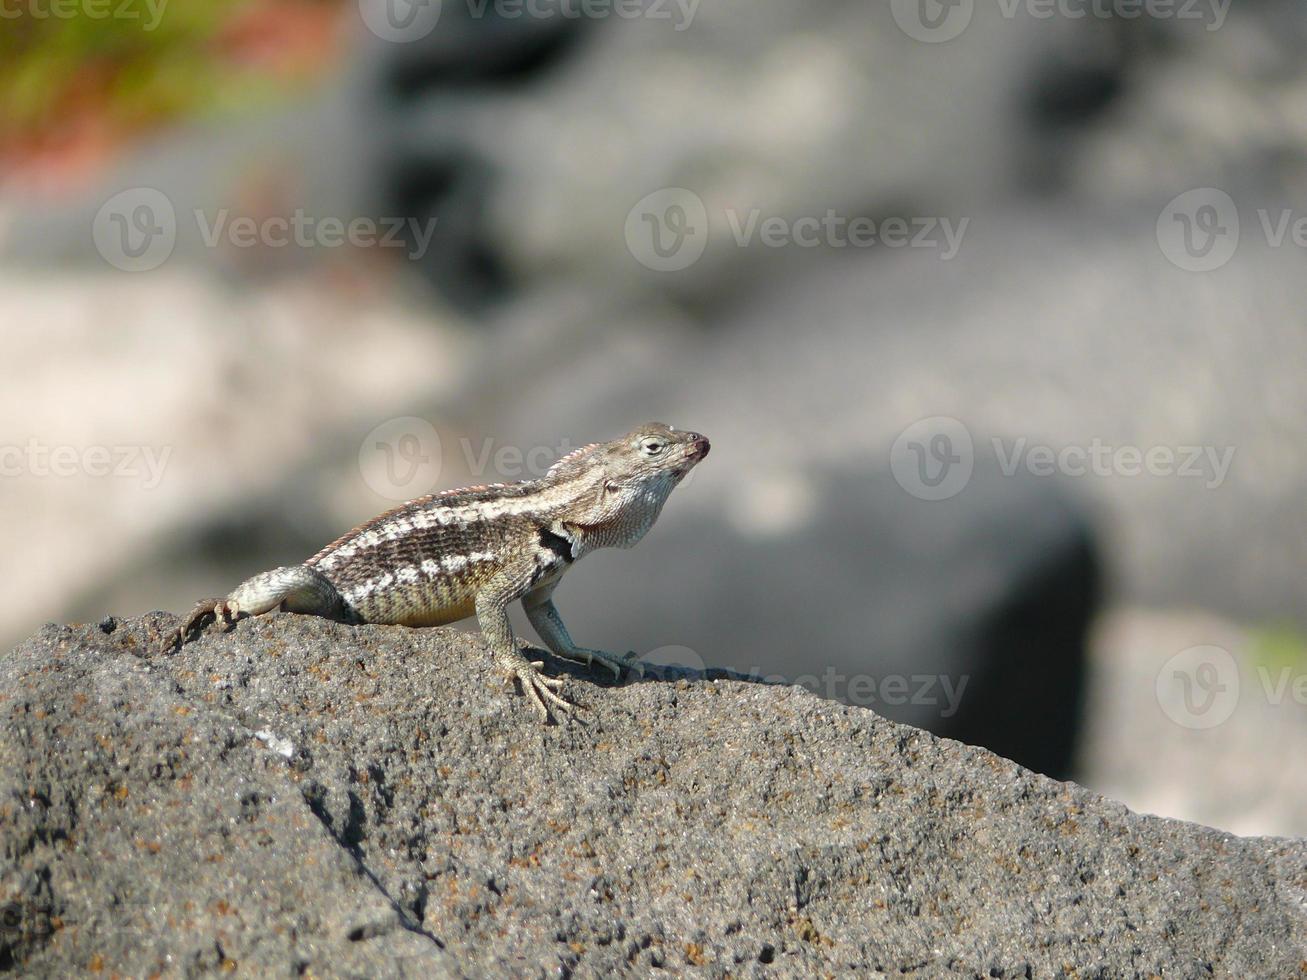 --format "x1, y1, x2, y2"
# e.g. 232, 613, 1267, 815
392, 596, 477, 628
350, 584, 479, 628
